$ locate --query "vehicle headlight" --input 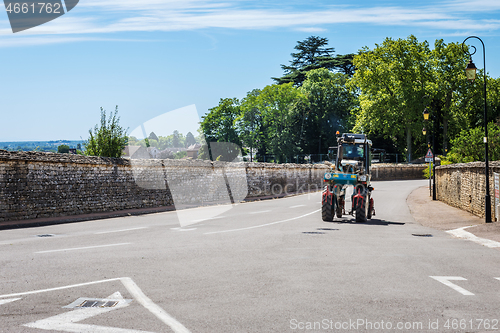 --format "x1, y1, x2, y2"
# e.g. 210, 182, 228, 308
324, 173, 332, 180
359, 175, 367, 182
